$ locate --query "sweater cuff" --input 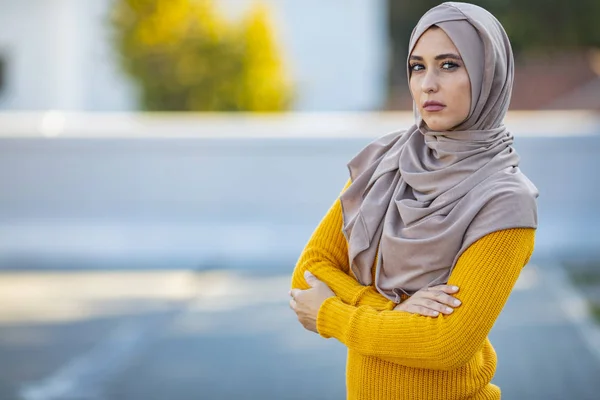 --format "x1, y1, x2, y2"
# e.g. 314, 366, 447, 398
354, 286, 397, 310
317, 296, 355, 339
